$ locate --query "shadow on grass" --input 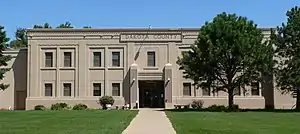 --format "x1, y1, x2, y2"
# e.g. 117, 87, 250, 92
162, 108, 300, 113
